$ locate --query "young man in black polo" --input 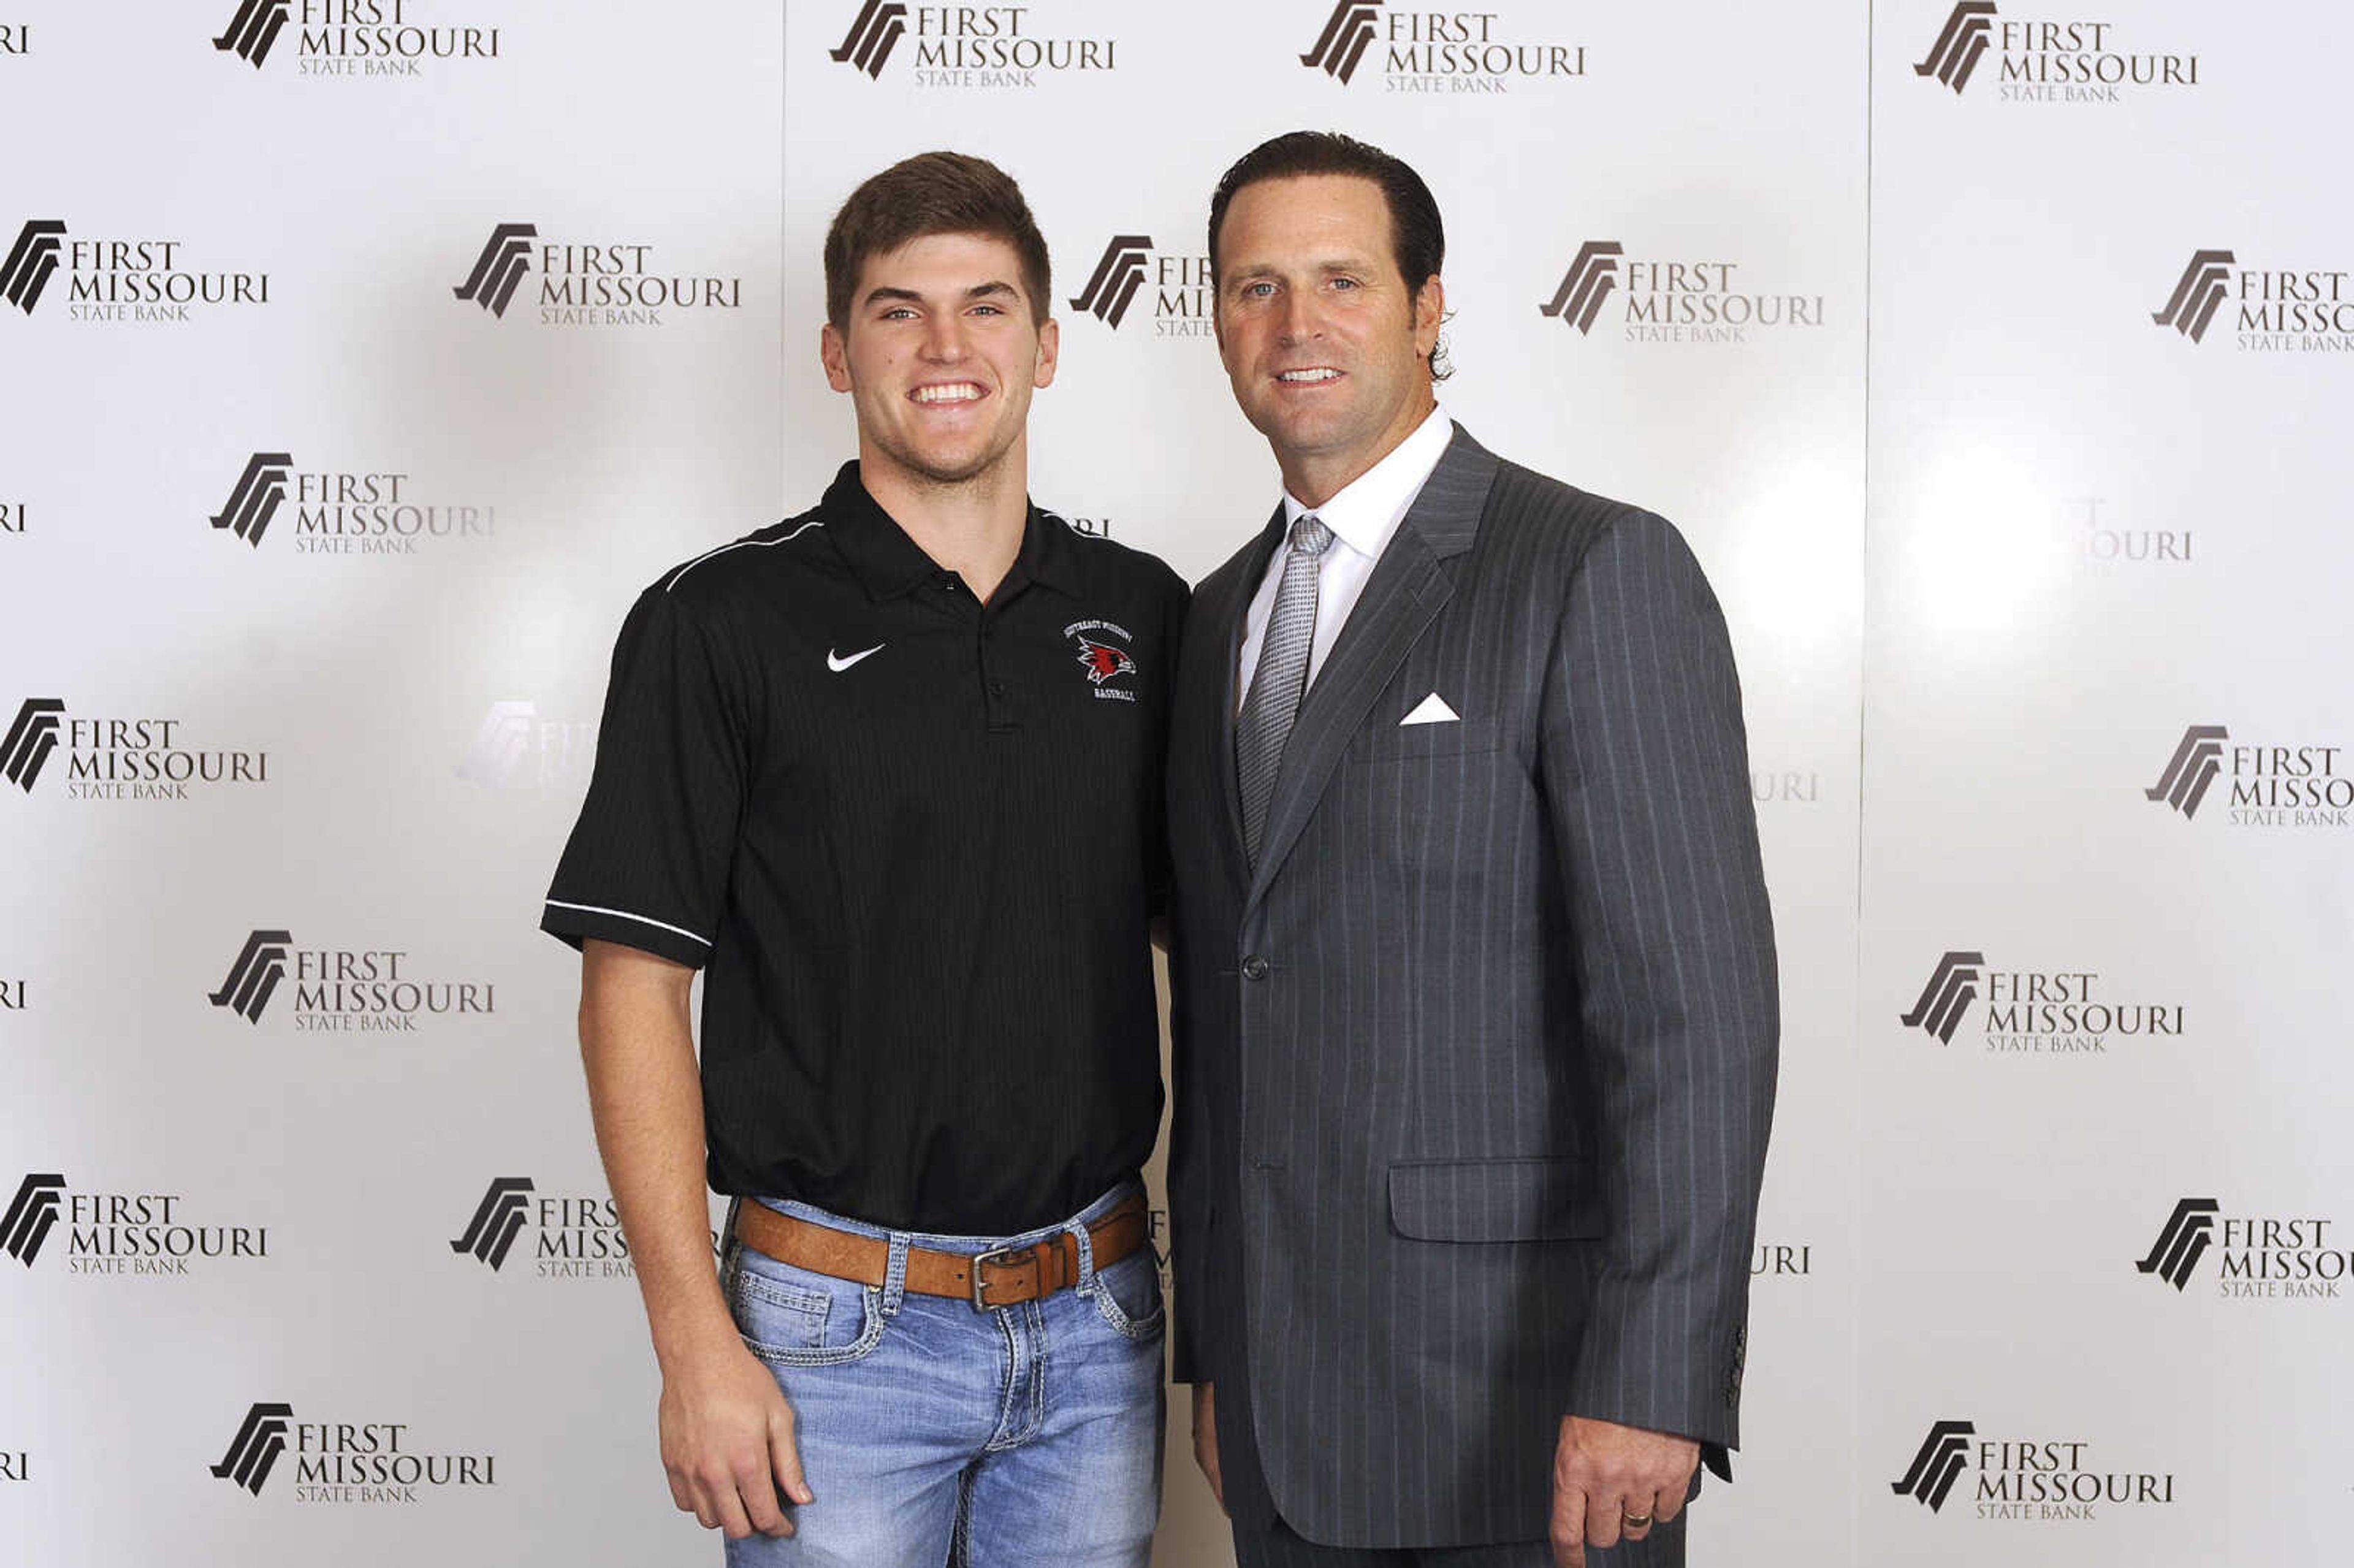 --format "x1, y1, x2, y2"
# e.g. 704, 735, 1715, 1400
543, 151, 1186, 1566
